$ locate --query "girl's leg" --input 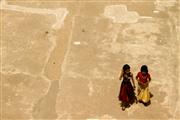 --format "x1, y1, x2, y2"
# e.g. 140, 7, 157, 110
121, 102, 126, 111
137, 85, 143, 102
121, 101, 130, 110
137, 87, 141, 95
134, 95, 138, 103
